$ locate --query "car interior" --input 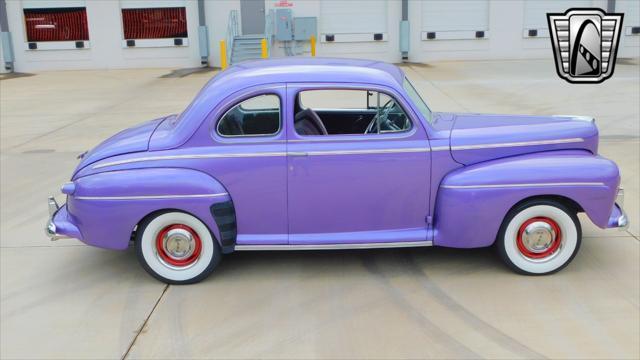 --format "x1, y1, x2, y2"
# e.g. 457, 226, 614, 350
294, 90, 411, 136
